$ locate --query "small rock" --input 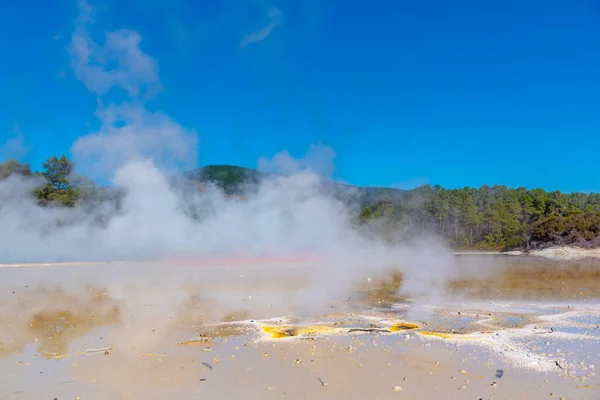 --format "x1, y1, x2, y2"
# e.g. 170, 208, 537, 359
393, 386, 402, 392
